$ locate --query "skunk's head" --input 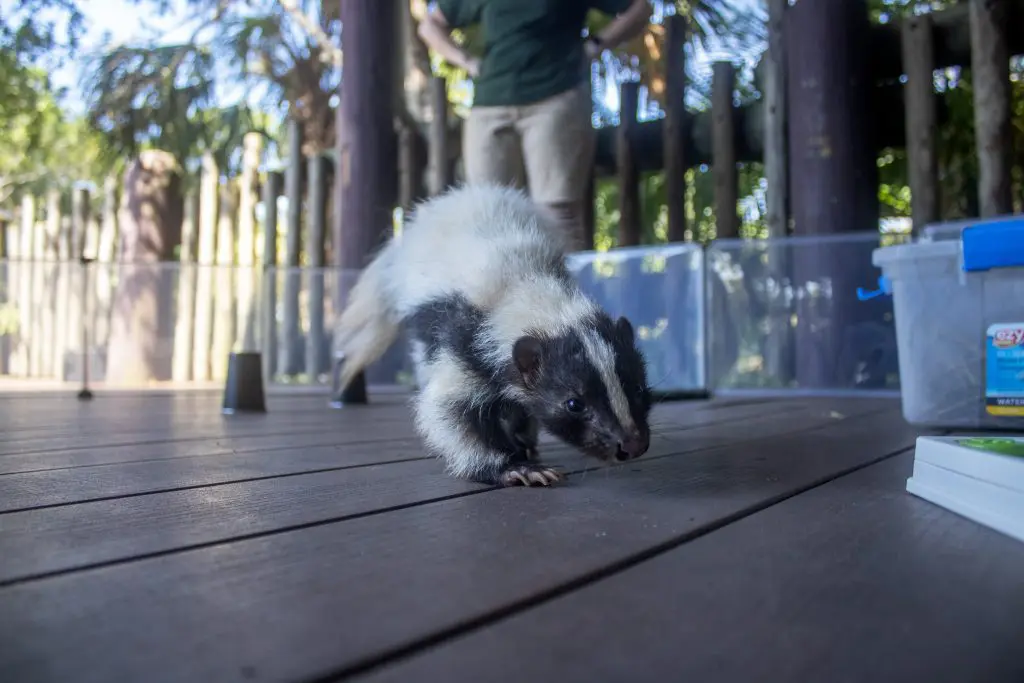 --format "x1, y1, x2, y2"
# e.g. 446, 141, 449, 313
510, 315, 652, 462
